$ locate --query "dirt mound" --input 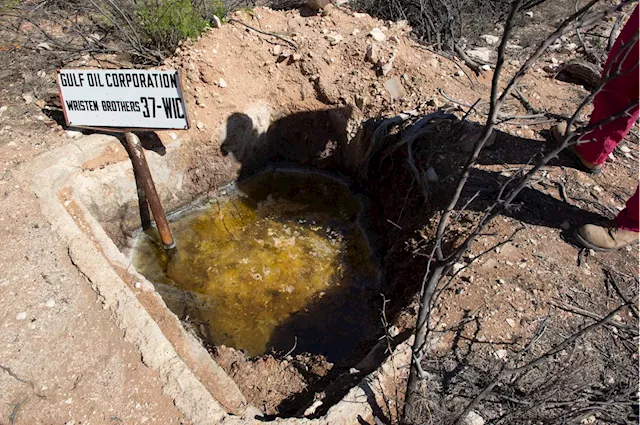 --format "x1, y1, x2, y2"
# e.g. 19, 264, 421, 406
162, 6, 468, 141
213, 345, 332, 415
